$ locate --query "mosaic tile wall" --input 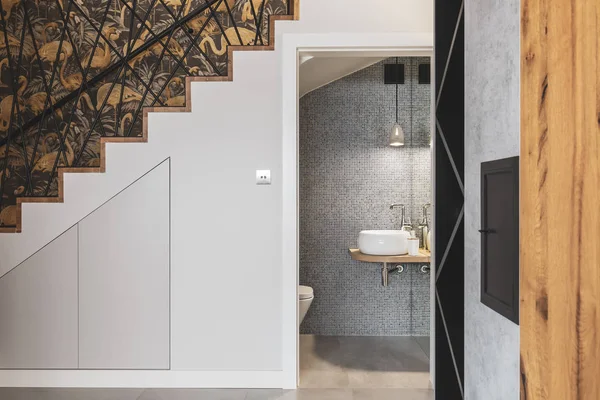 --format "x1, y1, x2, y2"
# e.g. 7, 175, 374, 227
299, 58, 432, 336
